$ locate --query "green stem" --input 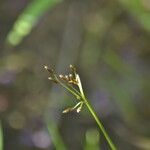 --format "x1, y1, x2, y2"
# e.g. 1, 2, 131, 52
83, 97, 117, 150
76, 75, 117, 150
54, 72, 117, 150
59, 80, 117, 149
